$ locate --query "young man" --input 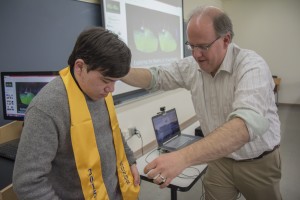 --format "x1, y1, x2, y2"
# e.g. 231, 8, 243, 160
122, 6, 281, 200
13, 27, 140, 200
